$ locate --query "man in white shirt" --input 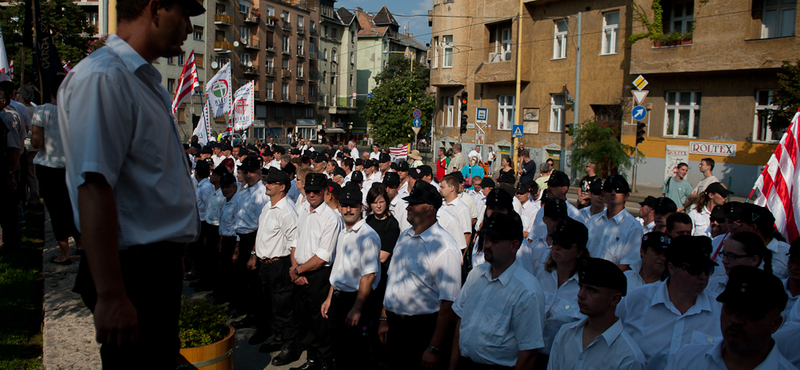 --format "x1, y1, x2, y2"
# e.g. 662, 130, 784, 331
579, 178, 605, 224
251, 168, 302, 366
383, 172, 411, 232
379, 181, 462, 370
190, 161, 215, 284
57, 0, 205, 365
586, 175, 643, 271
624, 232, 670, 293
289, 173, 343, 370
440, 174, 472, 247
452, 212, 545, 369
396, 161, 411, 197
321, 185, 381, 370
516, 181, 538, 240
665, 266, 793, 370
527, 170, 583, 243
738, 203, 791, 280
348, 140, 359, 160
617, 236, 722, 370
466, 145, 481, 163
268, 145, 284, 169
369, 143, 381, 160
637, 196, 657, 233
548, 258, 647, 370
